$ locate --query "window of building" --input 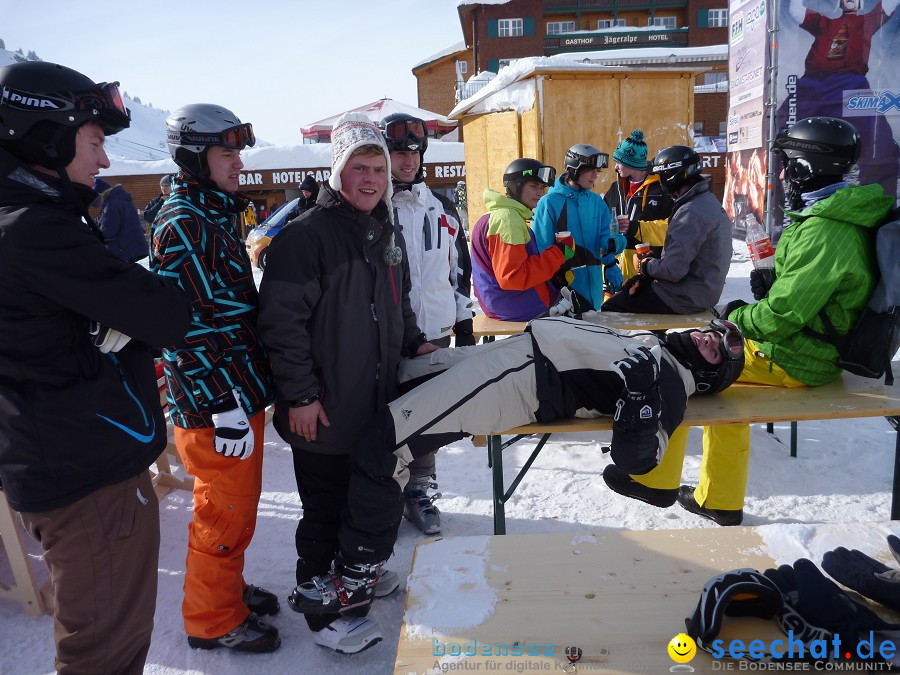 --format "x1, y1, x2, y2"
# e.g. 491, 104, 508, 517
719, 121, 727, 135
456, 60, 467, 75
708, 9, 729, 27
694, 122, 704, 134
704, 72, 727, 86
498, 59, 515, 70
648, 16, 677, 29
597, 19, 626, 28
547, 21, 576, 34
499, 18, 524, 37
